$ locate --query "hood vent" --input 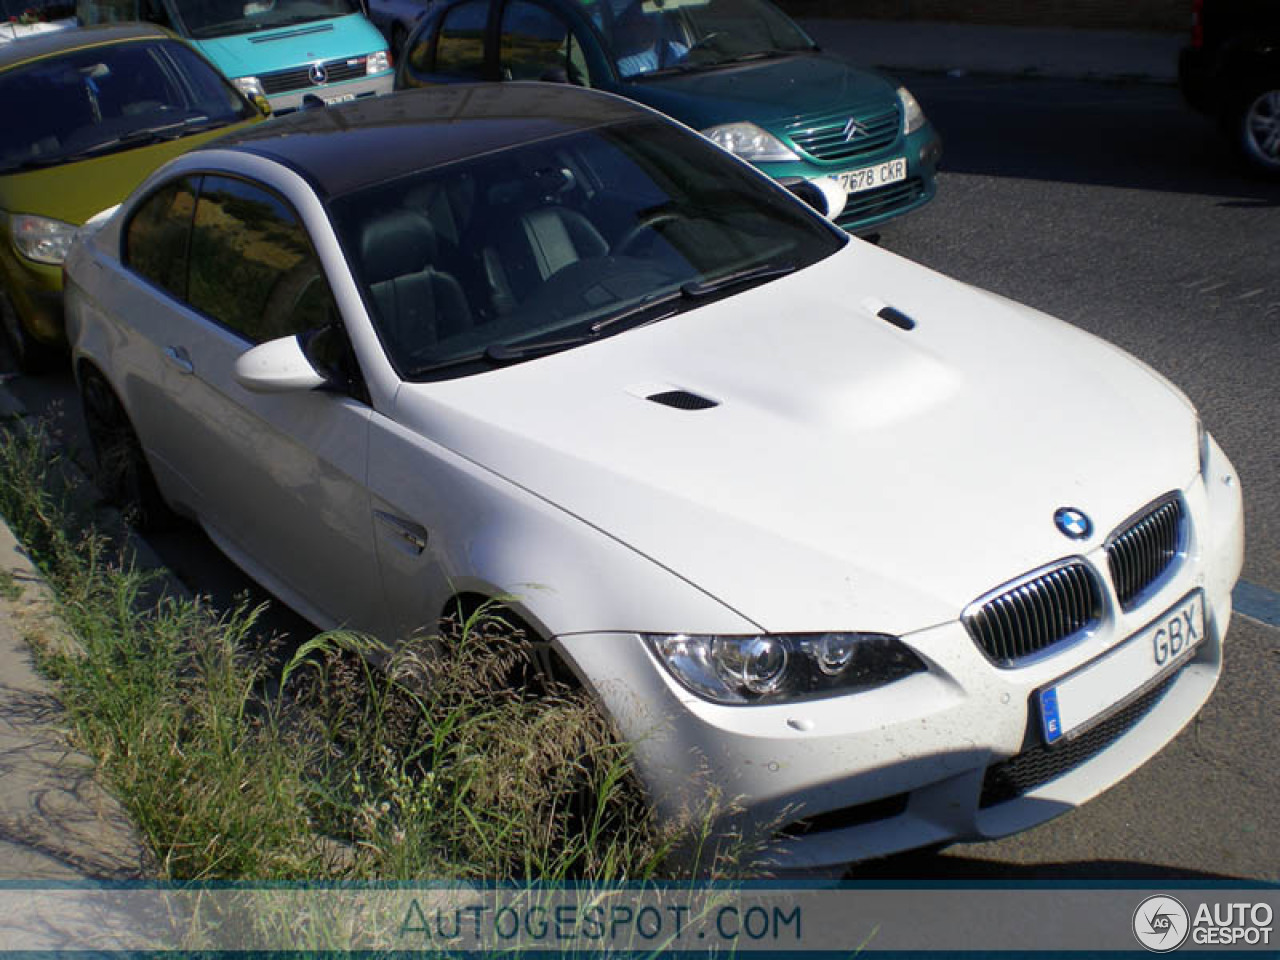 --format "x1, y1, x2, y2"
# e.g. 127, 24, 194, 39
646, 390, 718, 411
878, 306, 916, 331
